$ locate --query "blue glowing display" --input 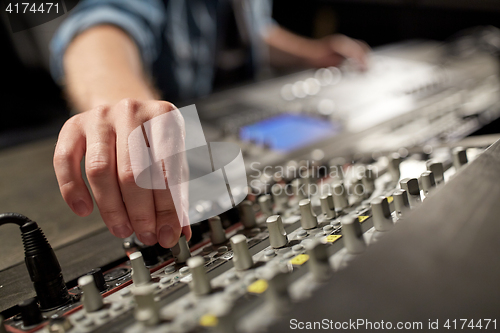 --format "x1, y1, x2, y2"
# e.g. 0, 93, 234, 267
240, 114, 339, 153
